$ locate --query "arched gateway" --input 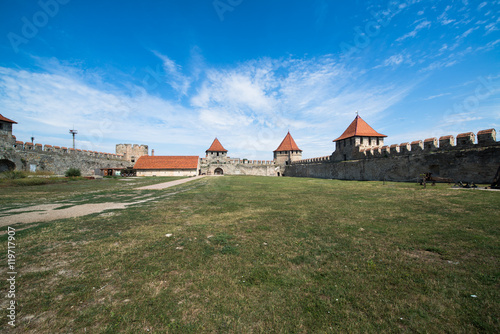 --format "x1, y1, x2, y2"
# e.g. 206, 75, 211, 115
0, 159, 15, 173
214, 167, 223, 175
